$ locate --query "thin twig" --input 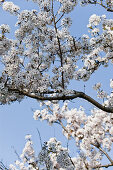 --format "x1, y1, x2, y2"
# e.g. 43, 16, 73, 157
92, 143, 113, 168
56, 12, 65, 24
99, 147, 113, 164
37, 128, 43, 148
0, 161, 9, 170
58, 119, 69, 134
11, 146, 21, 161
